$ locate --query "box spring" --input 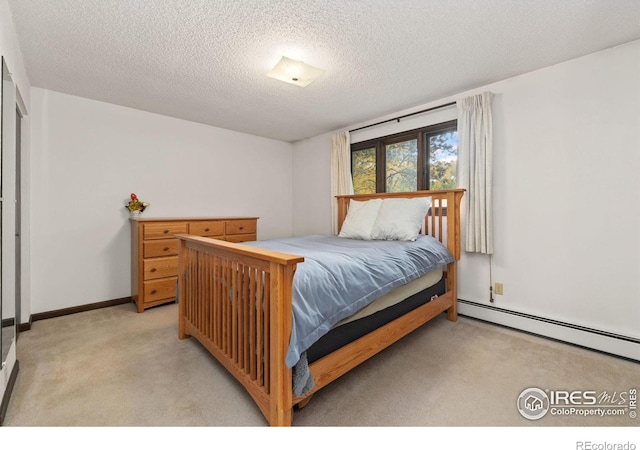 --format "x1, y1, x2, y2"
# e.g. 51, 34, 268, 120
306, 276, 447, 364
